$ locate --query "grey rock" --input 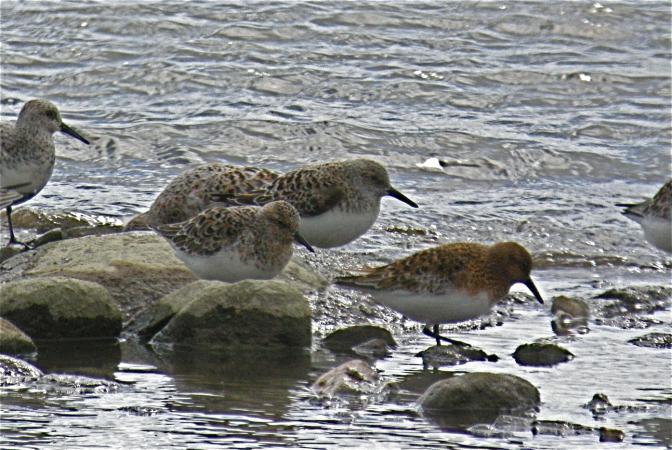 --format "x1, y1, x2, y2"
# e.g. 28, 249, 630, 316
418, 344, 498, 369
311, 359, 380, 398
594, 286, 672, 318
628, 332, 672, 349
0, 318, 36, 355
0, 353, 43, 386
322, 325, 396, 354
0, 276, 122, 339
513, 343, 574, 367
352, 338, 392, 358
419, 372, 540, 429
151, 279, 311, 349
551, 296, 590, 318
